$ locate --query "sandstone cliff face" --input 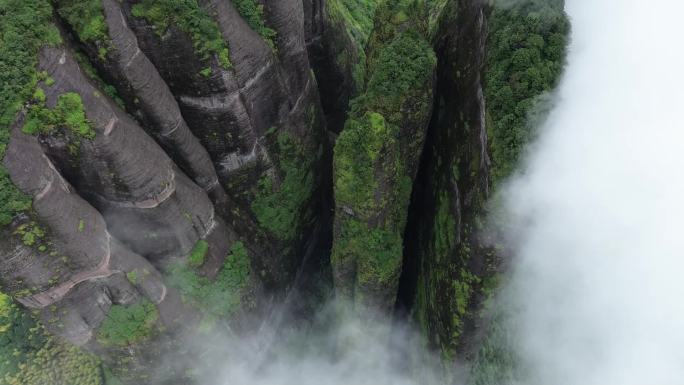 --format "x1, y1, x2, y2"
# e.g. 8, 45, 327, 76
329, 1, 437, 312
0, 0, 326, 383
402, 0, 492, 359
0, 0, 568, 383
